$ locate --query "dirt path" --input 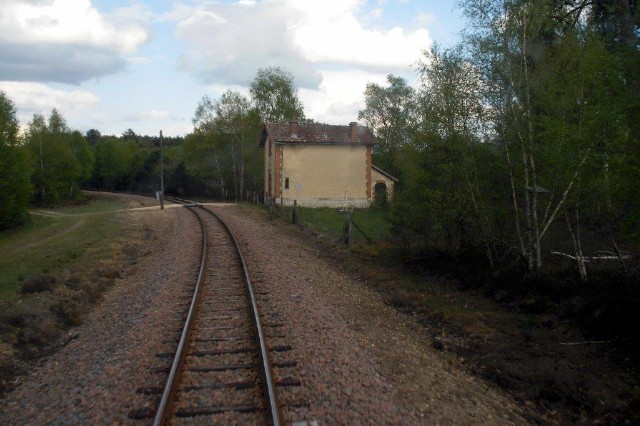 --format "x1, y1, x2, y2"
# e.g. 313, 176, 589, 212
14, 218, 85, 252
